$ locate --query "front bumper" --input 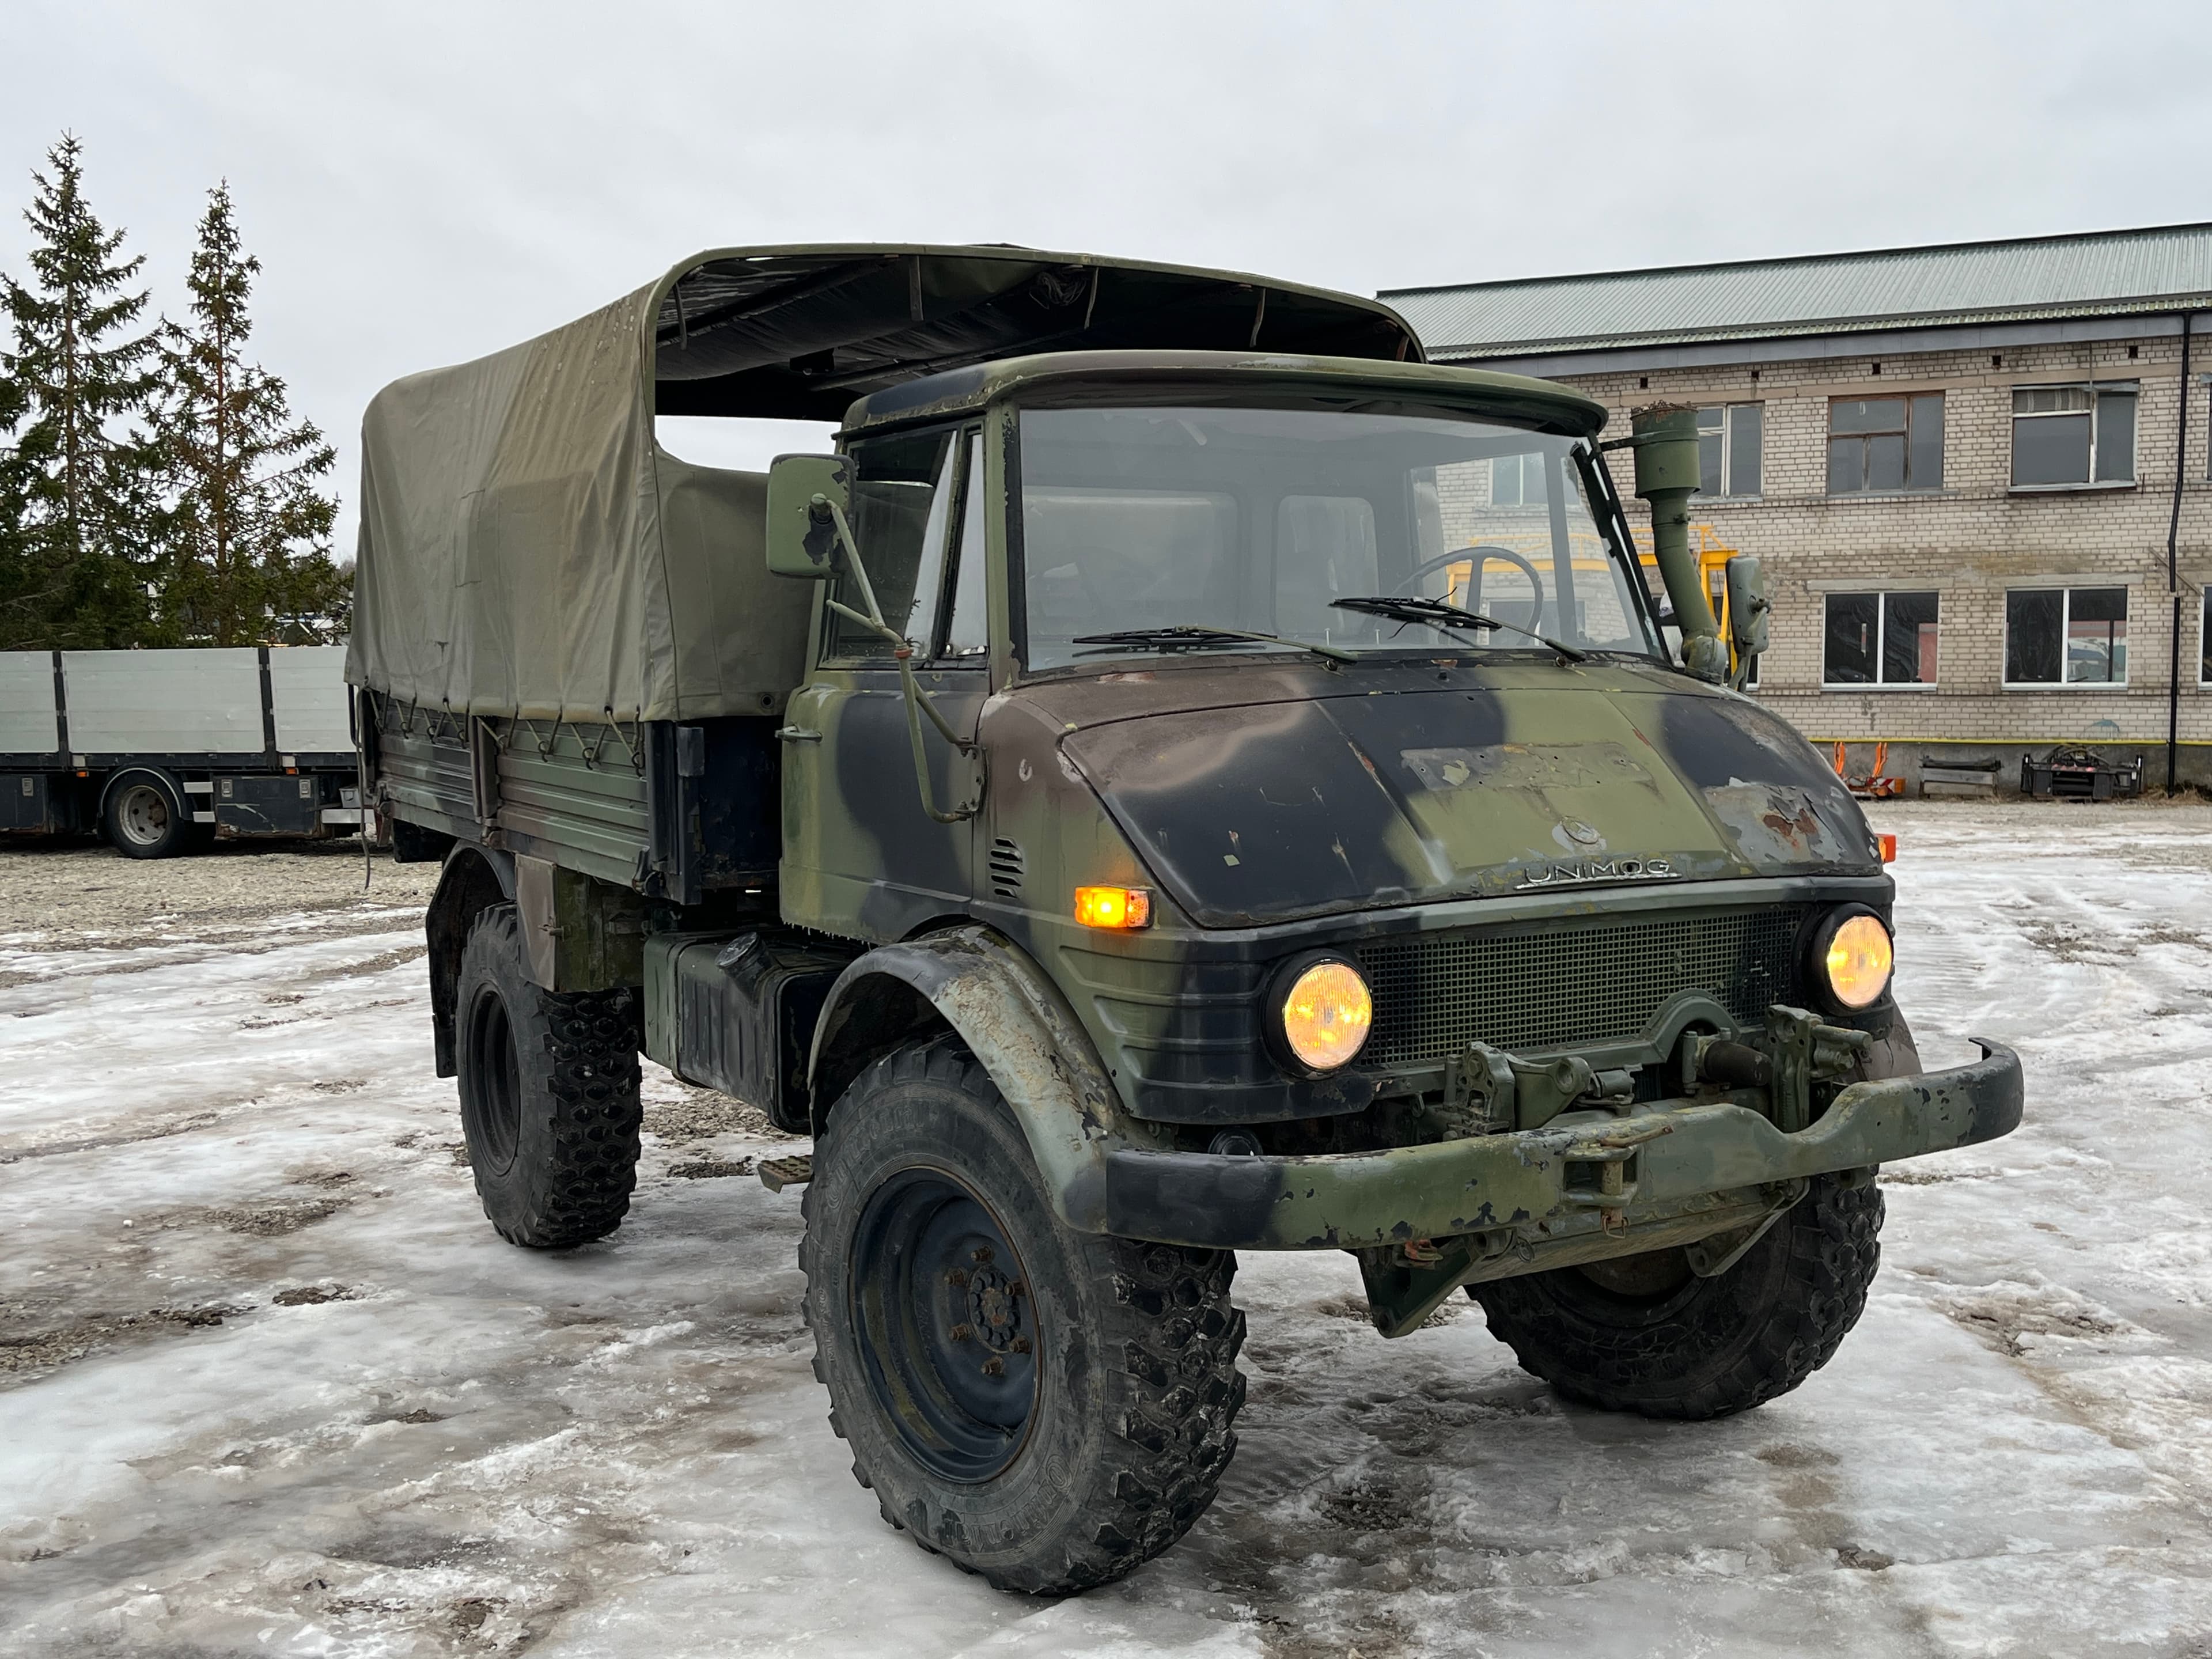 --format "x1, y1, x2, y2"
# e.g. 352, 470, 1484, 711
1104, 1037, 2022, 1251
